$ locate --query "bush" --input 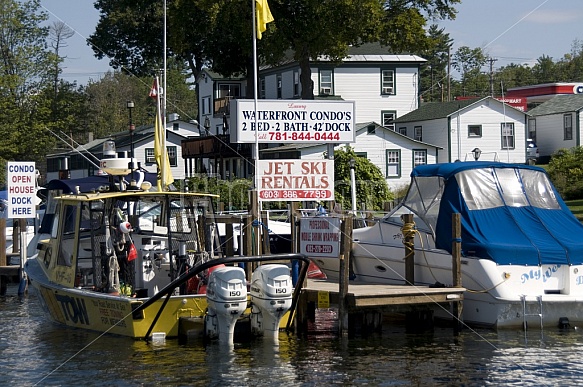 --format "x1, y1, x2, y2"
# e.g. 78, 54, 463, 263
547, 147, 583, 200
